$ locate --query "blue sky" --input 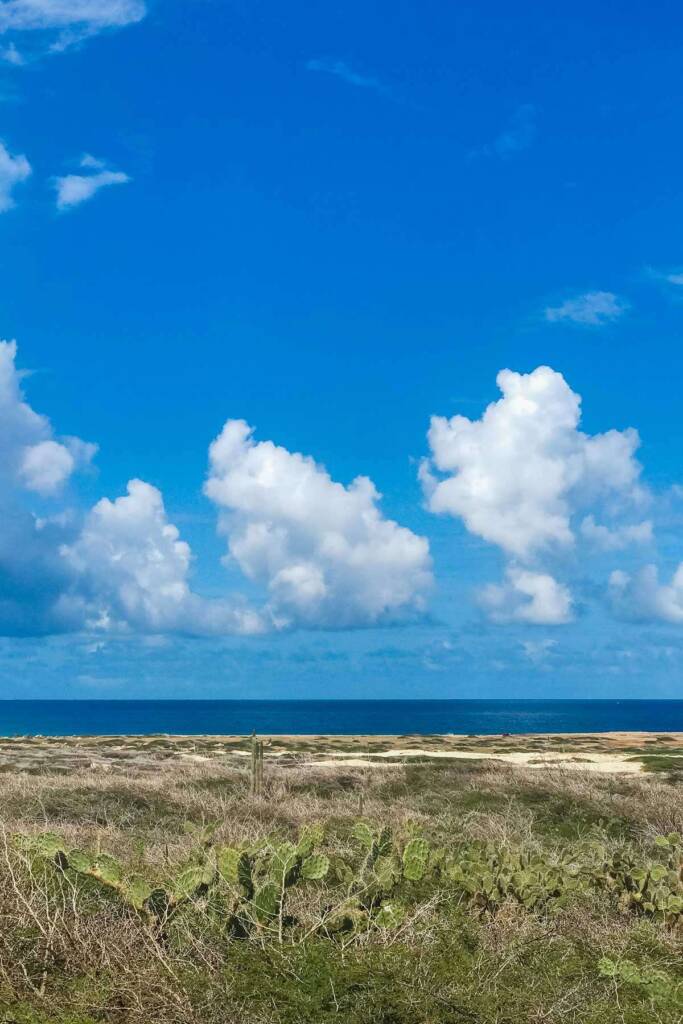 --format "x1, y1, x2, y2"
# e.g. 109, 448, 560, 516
2, 0, 683, 698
